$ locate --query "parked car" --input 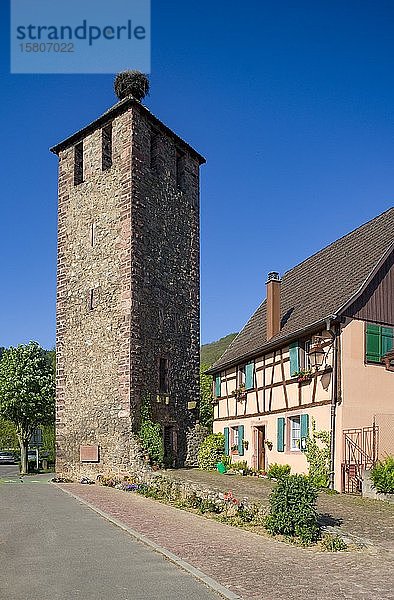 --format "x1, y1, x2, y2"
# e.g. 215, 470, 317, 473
0, 451, 17, 465
28, 450, 51, 469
